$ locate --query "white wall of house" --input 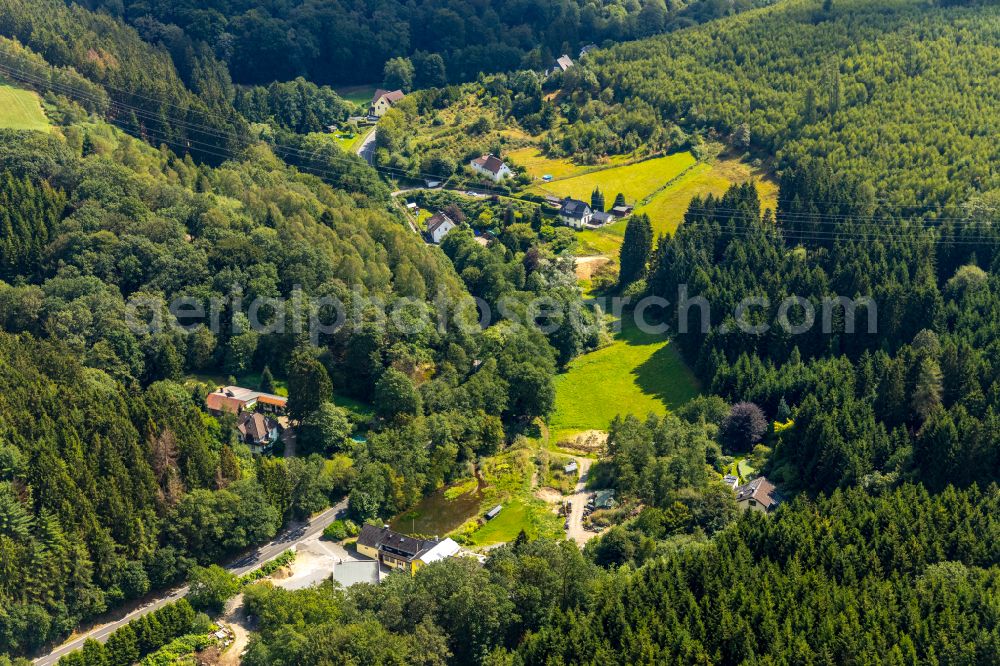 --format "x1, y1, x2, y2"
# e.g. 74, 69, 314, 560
470, 161, 512, 182
559, 212, 591, 229
430, 219, 457, 243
